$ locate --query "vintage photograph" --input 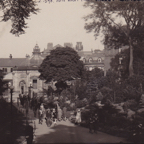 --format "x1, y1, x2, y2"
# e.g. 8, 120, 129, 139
0, 0, 144, 143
